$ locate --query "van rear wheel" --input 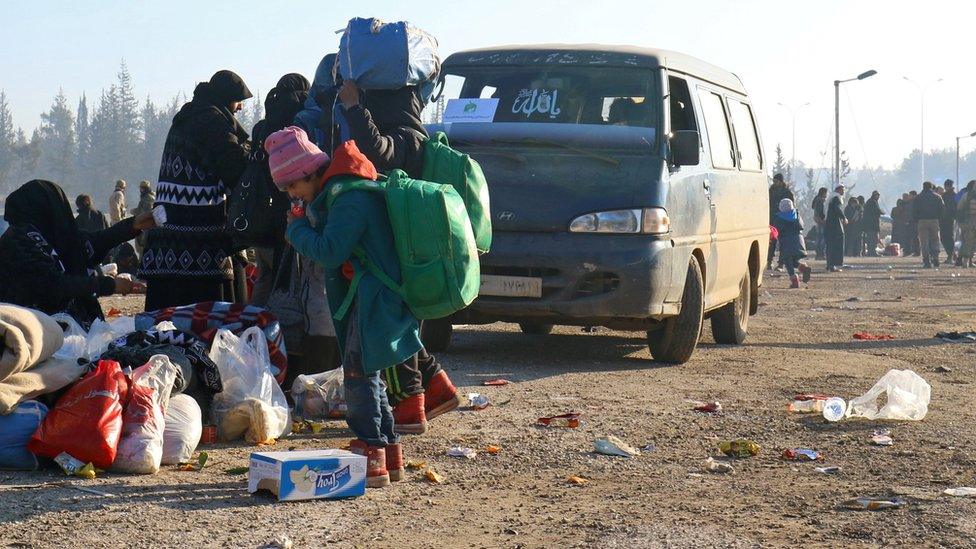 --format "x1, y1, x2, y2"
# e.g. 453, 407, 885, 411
647, 258, 704, 363
421, 319, 453, 353
711, 270, 750, 345
519, 322, 554, 335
